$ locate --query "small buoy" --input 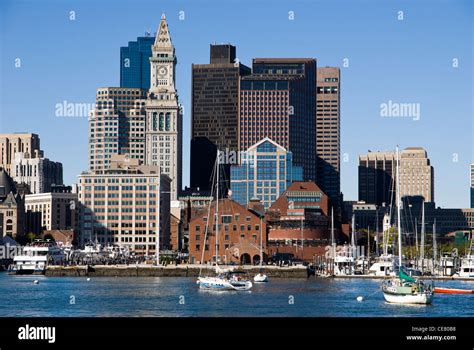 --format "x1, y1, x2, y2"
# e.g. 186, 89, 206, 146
356, 296, 364, 302
33, 280, 39, 285
86, 278, 91, 281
